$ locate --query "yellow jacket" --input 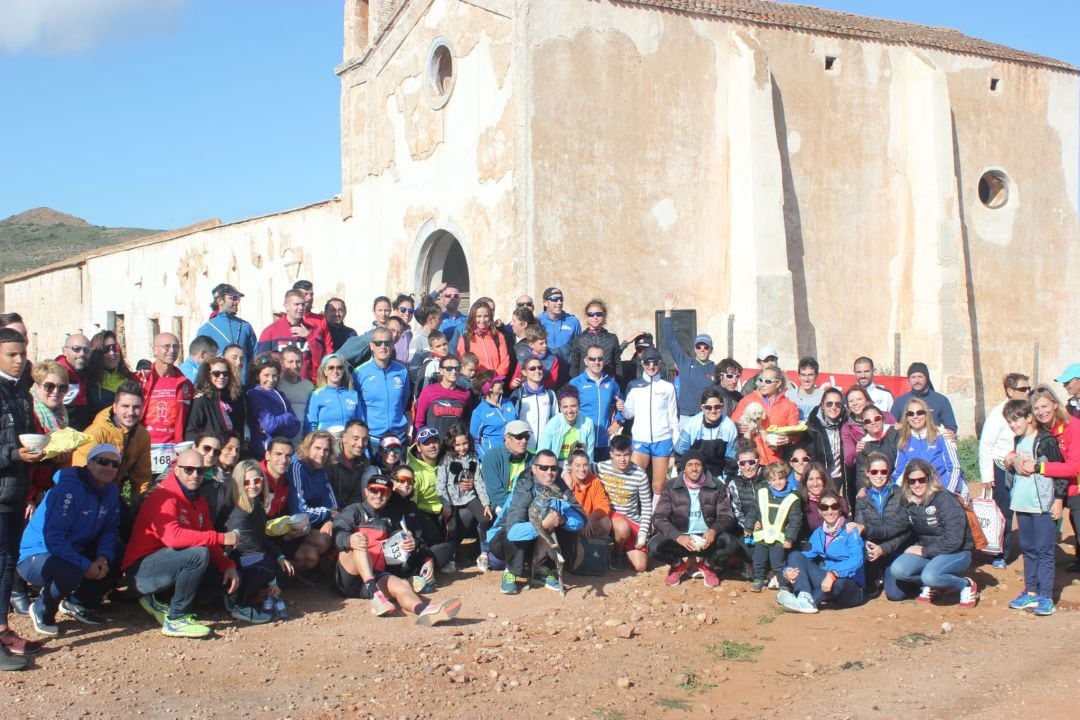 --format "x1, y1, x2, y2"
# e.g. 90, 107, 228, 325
72, 407, 153, 496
